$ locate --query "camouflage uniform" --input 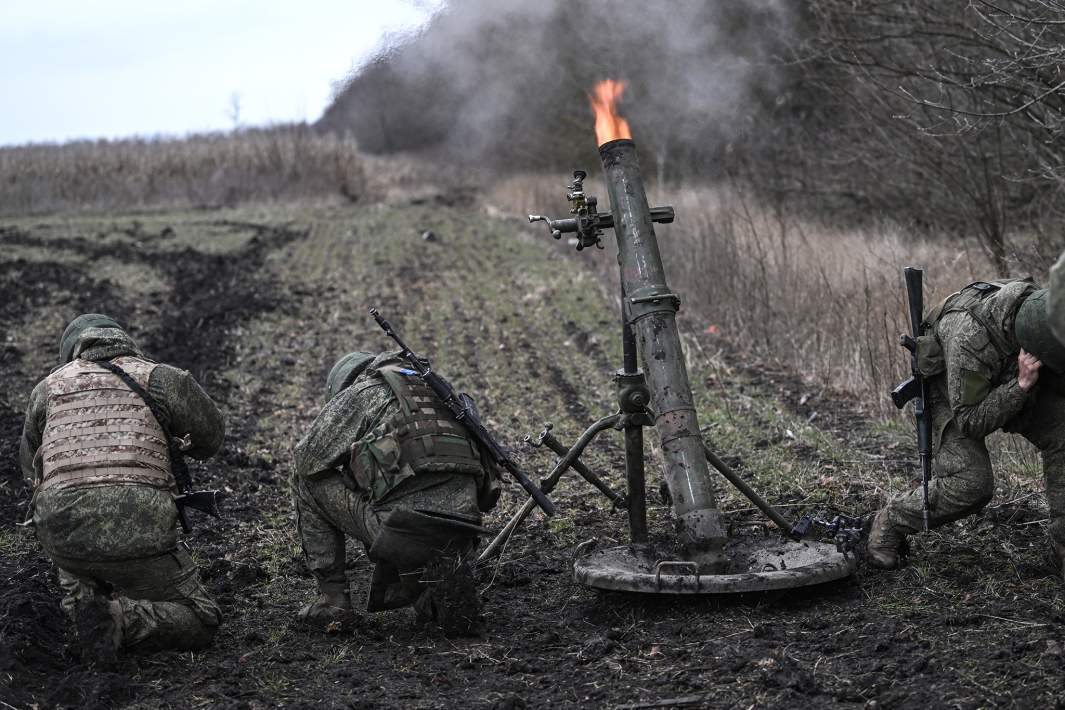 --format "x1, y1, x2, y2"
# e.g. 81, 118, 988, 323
870, 280, 1065, 565
20, 320, 225, 654
1051, 250, 1065, 345
291, 351, 497, 632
